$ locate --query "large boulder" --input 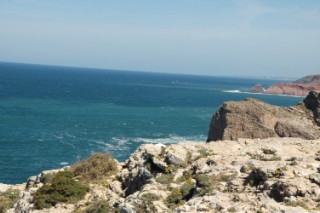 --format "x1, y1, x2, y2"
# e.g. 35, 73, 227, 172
207, 91, 320, 142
